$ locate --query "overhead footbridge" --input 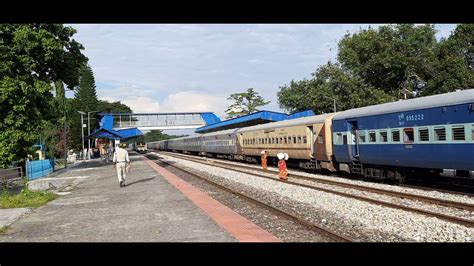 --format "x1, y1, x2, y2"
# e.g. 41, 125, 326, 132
99, 112, 221, 131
